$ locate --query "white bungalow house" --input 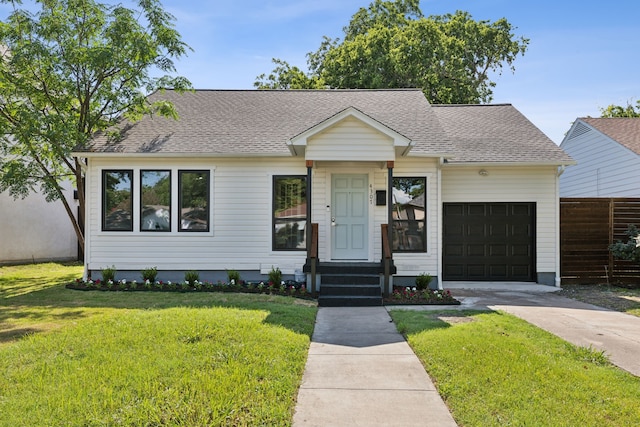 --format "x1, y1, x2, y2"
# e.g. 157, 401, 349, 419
560, 117, 640, 197
74, 89, 574, 302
